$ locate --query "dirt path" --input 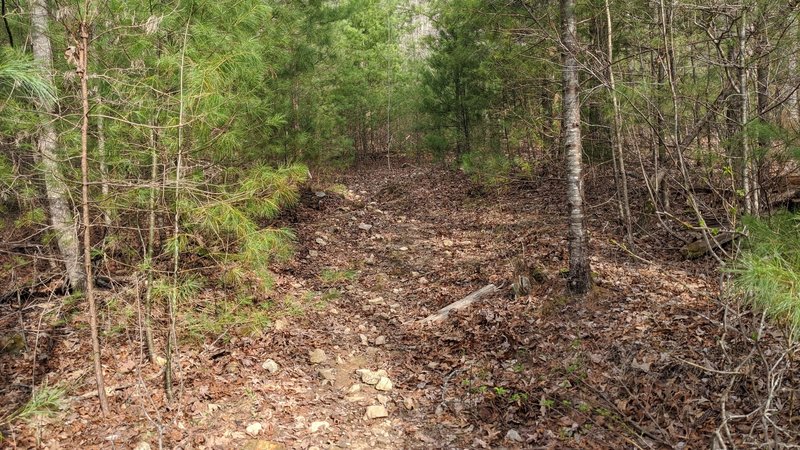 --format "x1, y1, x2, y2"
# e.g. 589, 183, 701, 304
3, 163, 729, 449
